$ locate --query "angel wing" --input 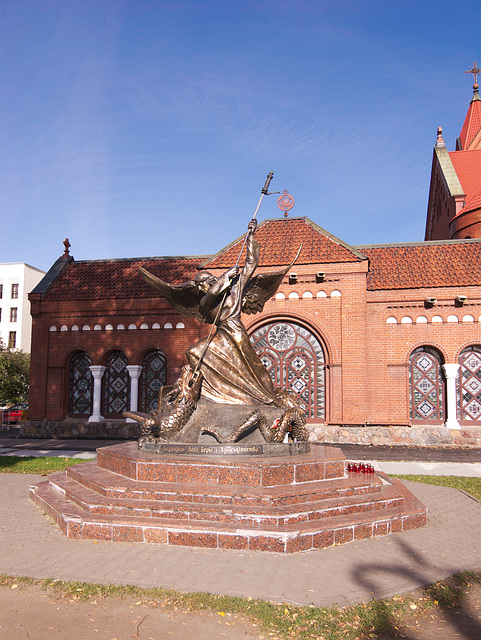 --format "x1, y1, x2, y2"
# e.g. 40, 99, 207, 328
242, 245, 302, 315
139, 266, 204, 320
